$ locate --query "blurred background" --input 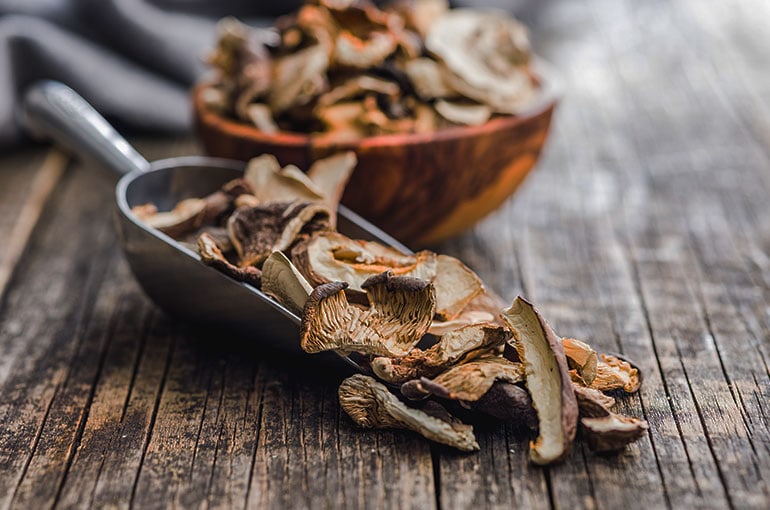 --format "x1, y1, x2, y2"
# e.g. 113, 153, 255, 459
0, 0, 531, 148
